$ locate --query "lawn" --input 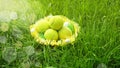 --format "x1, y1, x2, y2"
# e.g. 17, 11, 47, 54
0, 0, 120, 68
